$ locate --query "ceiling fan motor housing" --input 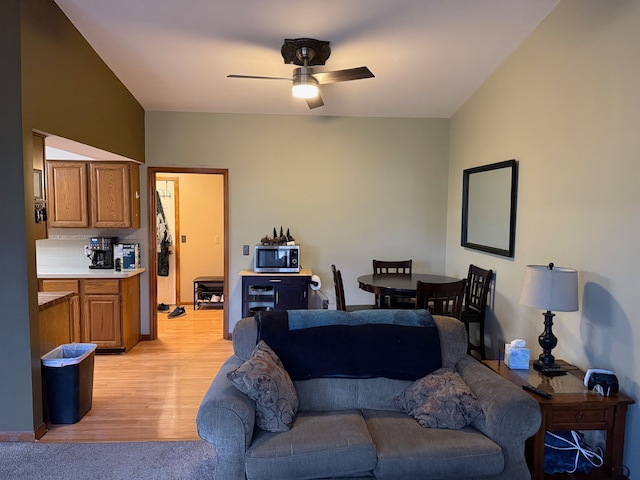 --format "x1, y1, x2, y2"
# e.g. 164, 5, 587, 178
281, 38, 331, 66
